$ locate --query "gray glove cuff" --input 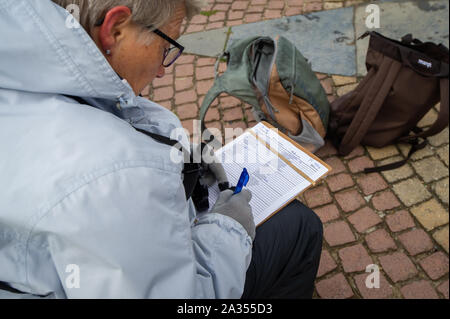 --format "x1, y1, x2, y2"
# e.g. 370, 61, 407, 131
210, 189, 256, 241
